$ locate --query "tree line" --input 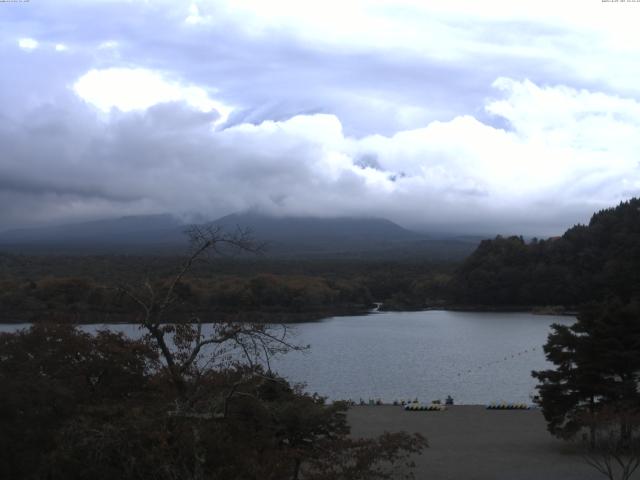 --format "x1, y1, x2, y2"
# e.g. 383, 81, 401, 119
508, 199, 640, 479
451, 198, 640, 308
0, 256, 454, 323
